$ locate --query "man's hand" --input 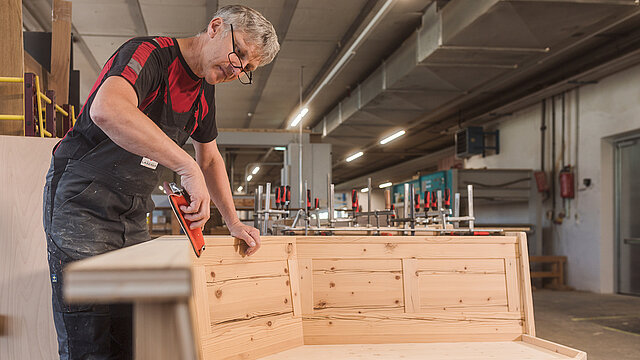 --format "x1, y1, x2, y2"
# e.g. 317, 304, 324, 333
179, 164, 211, 230
228, 220, 261, 256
